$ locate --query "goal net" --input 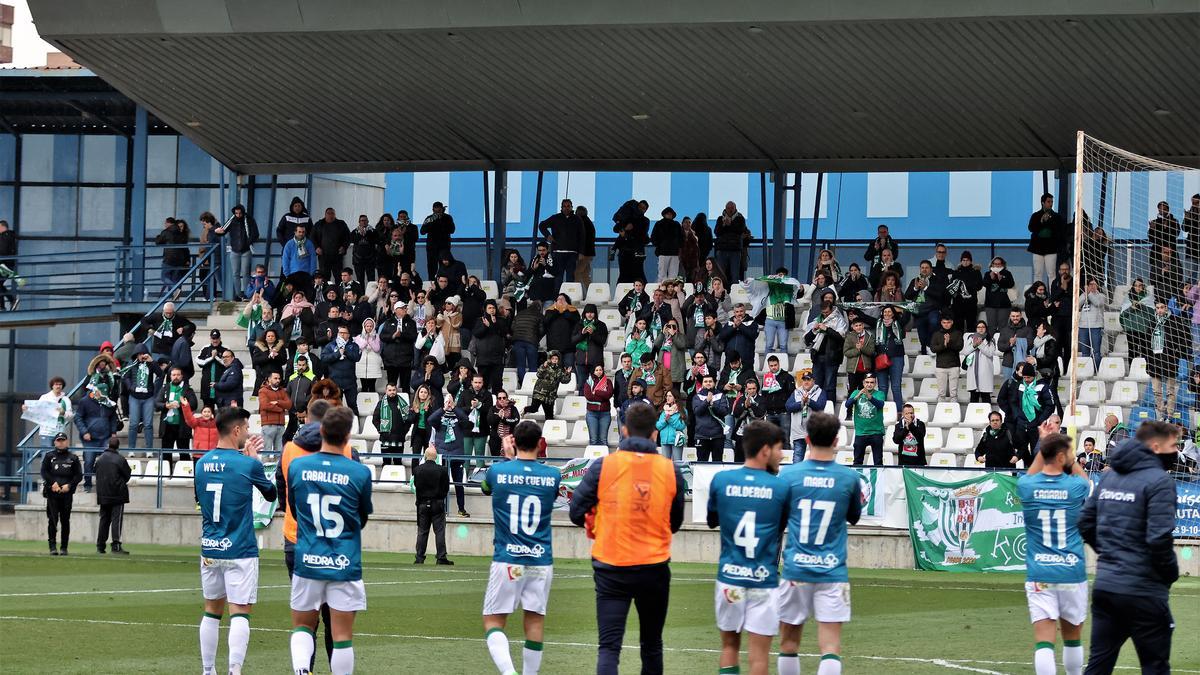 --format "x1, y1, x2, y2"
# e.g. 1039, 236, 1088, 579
1069, 132, 1199, 454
